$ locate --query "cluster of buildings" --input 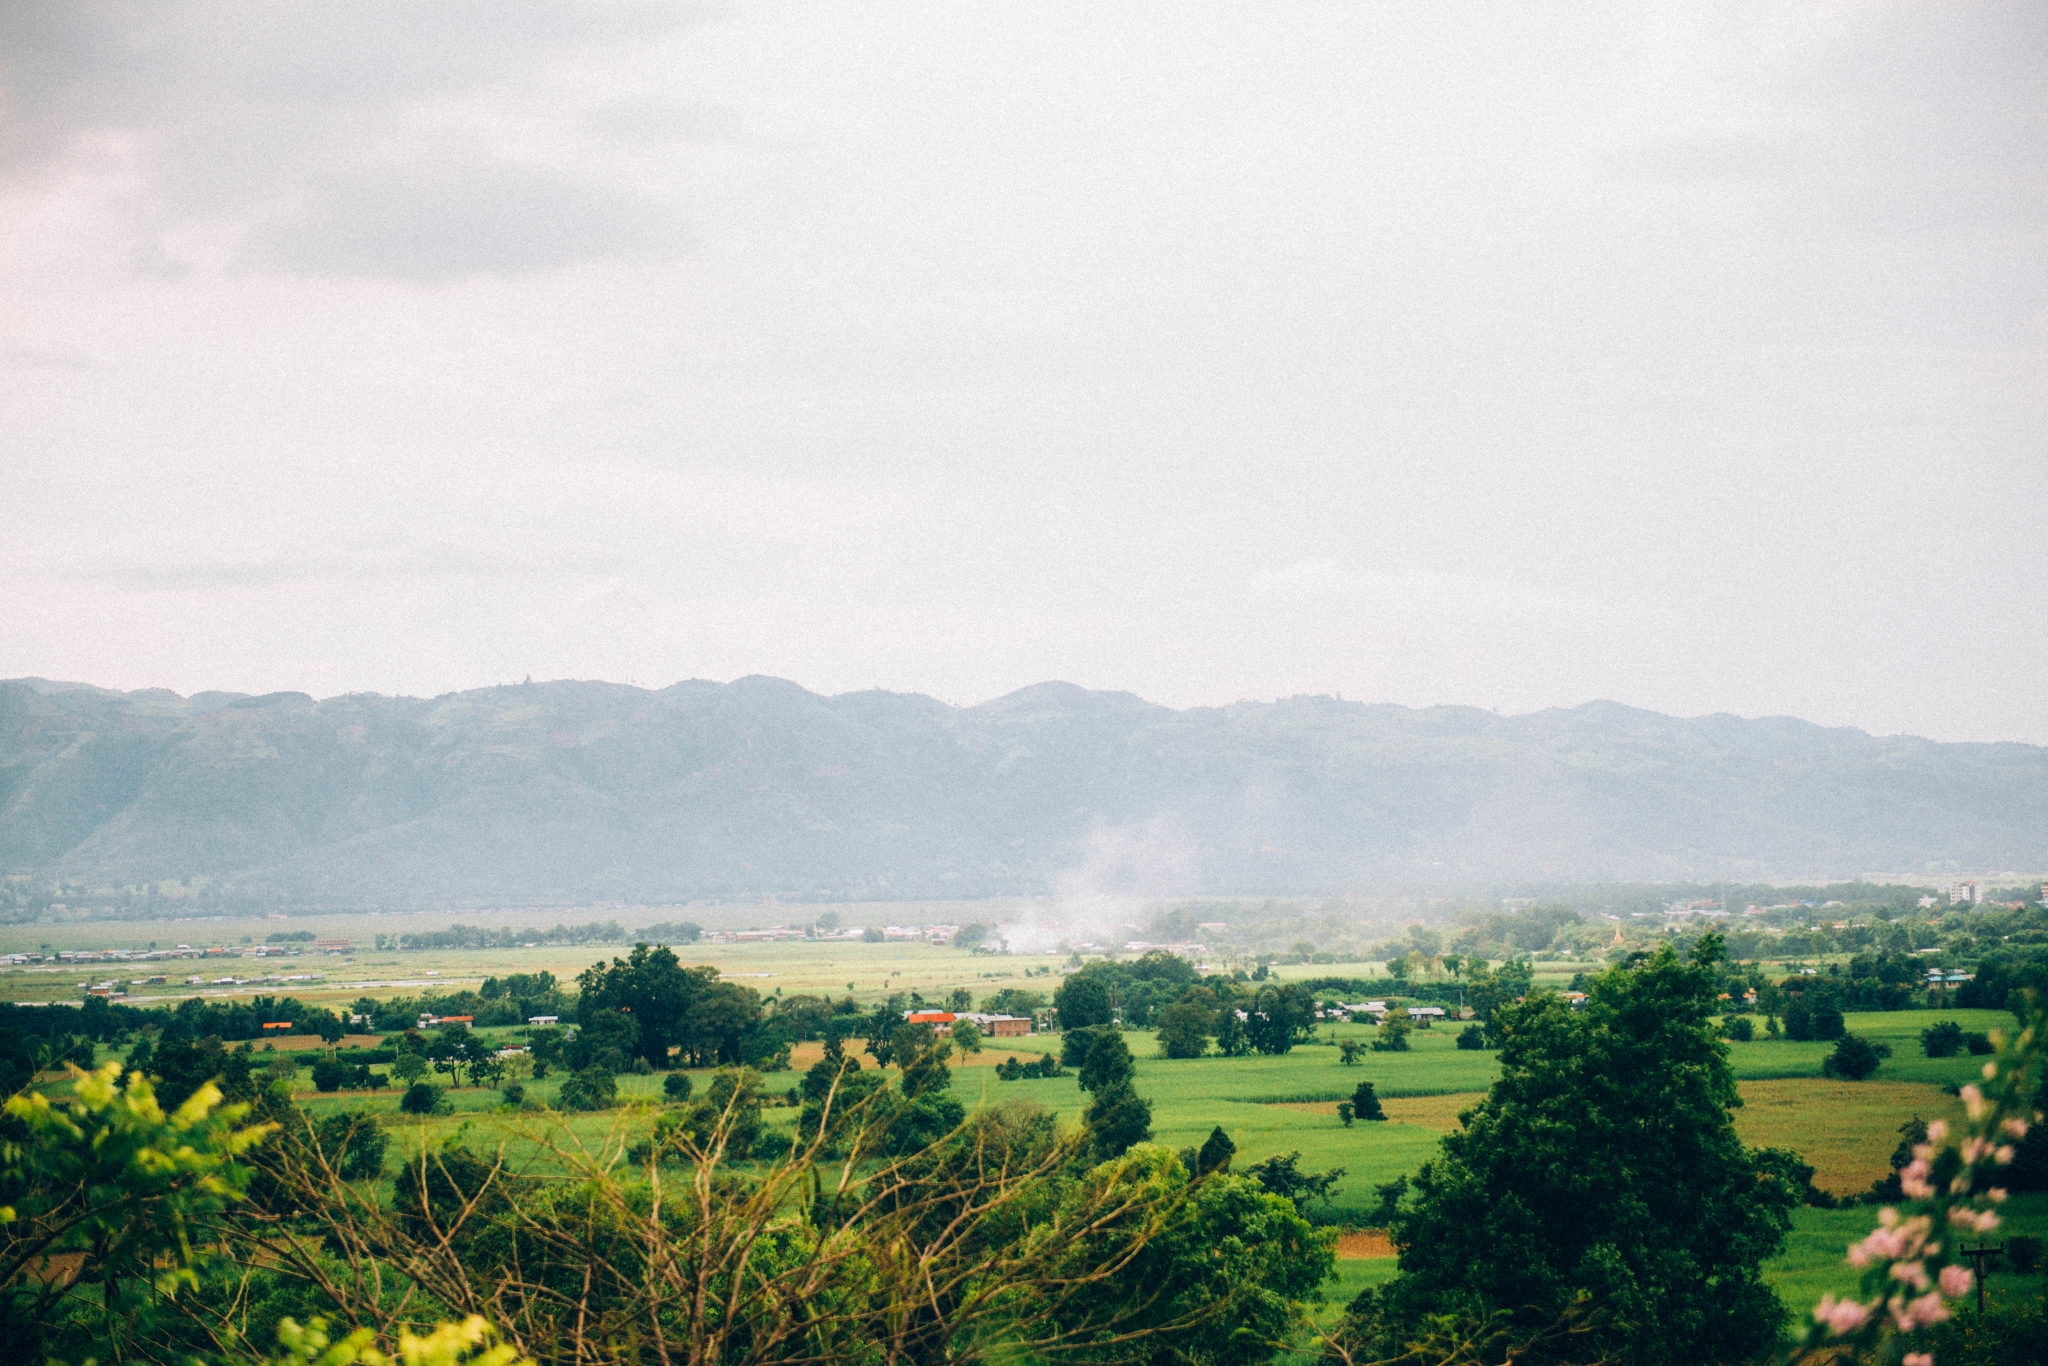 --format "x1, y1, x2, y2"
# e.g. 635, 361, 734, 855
1315, 1002, 1451, 1025
901, 1009, 1034, 1037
